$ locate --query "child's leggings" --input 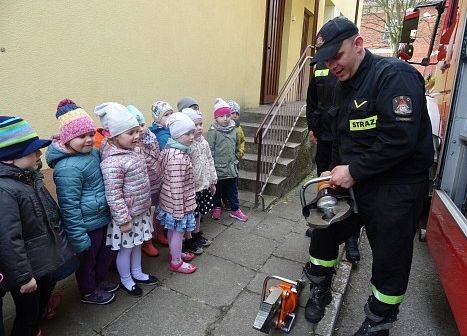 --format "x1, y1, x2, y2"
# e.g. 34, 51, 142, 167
168, 229, 184, 265
116, 245, 148, 289
9, 273, 55, 336
213, 178, 239, 211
